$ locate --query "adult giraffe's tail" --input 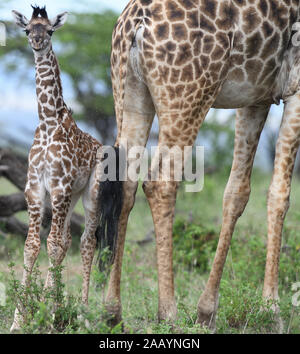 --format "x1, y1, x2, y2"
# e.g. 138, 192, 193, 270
95, 3, 143, 271
95, 146, 123, 272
